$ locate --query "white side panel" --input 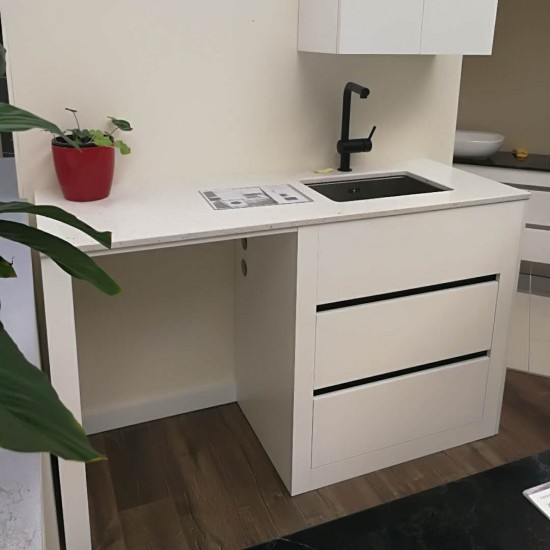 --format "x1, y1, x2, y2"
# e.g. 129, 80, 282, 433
524, 190, 550, 227
507, 291, 530, 373
338, 0, 423, 54
529, 294, 550, 378
523, 227, 550, 265
40, 258, 91, 550
480, 202, 524, 433
316, 203, 522, 305
315, 281, 498, 389
420, 0, 499, 55
235, 234, 298, 490
298, 0, 339, 53
530, 339, 550, 378
312, 357, 489, 468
